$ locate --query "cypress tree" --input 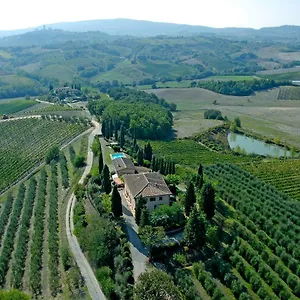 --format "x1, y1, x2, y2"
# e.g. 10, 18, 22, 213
105, 120, 110, 139
172, 161, 176, 174
184, 206, 206, 249
151, 156, 156, 171
101, 120, 106, 137
202, 183, 215, 220
111, 185, 122, 218
114, 123, 118, 141
159, 158, 164, 174
137, 149, 144, 166
198, 164, 203, 176
185, 182, 196, 216
144, 142, 153, 161
140, 208, 150, 227
166, 160, 171, 175
98, 151, 104, 174
102, 165, 111, 194
135, 198, 146, 225
109, 119, 114, 138
120, 125, 125, 149
195, 174, 204, 191
133, 127, 137, 146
